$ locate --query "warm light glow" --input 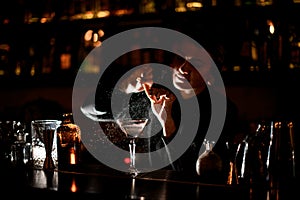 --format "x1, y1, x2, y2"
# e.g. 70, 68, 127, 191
70, 178, 77, 192
93, 41, 102, 47
175, 2, 187, 12
30, 65, 35, 76
186, 2, 203, 9
0, 44, 10, 51
175, 7, 186, 12
251, 41, 258, 61
15, 63, 21, 76
267, 20, 275, 34
233, 66, 241, 71
93, 33, 98, 43
83, 11, 94, 19
28, 18, 39, 23
70, 148, 76, 164
70, 14, 83, 20
289, 63, 295, 69
114, 9, 134, 16
40, 18, 47, 23
96, 10, 110, 18
98, 29, 105, 37
227, 162, 234, 185
84, 29, 104, 47
257, 0, 273, 6
84, 30, 93, 41
3, 19, 10, 24
269, 25, 275, 34
60, 53, 71, 69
